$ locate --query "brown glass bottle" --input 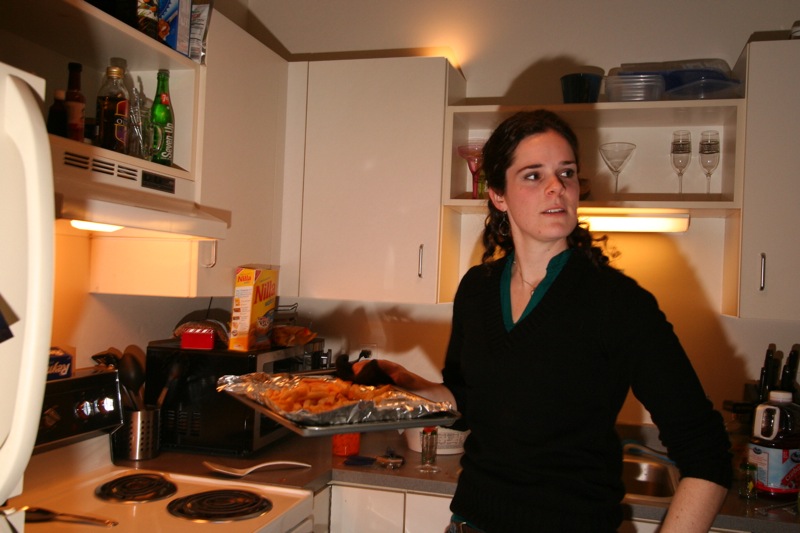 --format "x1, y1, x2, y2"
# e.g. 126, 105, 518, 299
95, 66, 130, 153
65, 62, 86, 142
